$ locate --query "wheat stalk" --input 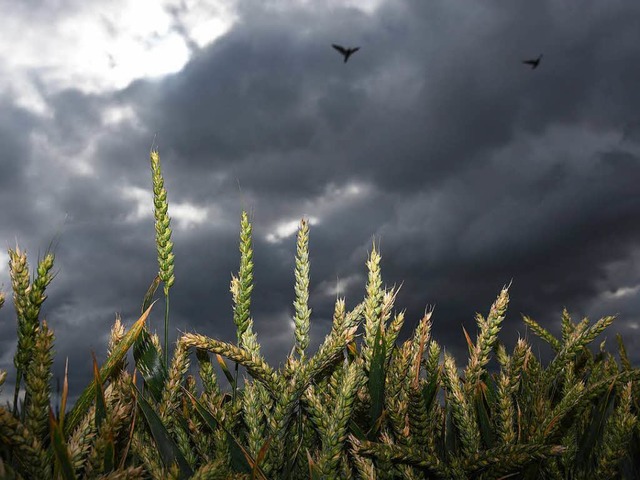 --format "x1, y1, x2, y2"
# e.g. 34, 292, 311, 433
150, 148, 175, 368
